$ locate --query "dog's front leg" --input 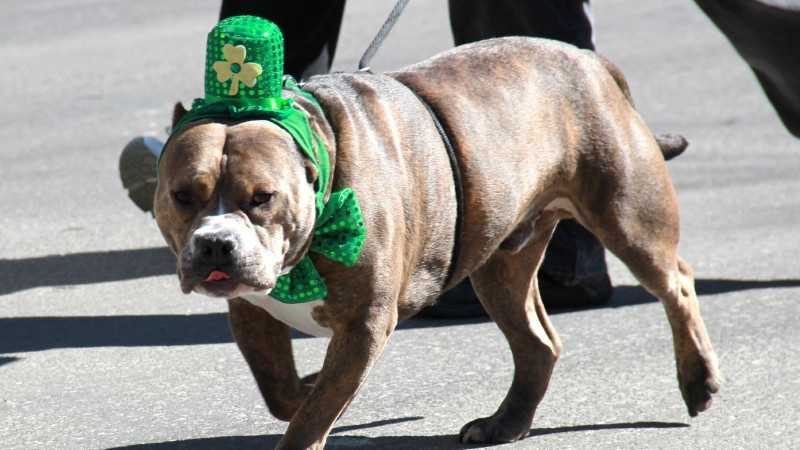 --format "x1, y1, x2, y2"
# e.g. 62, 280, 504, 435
227, 298, 312, 421
276, 309, 397, 450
